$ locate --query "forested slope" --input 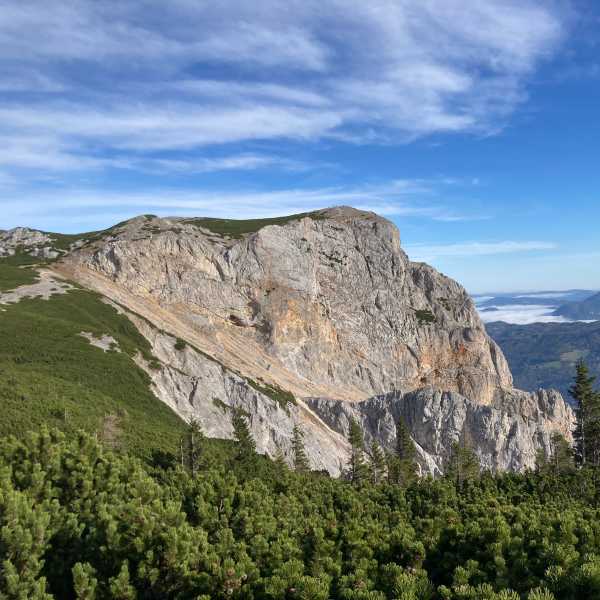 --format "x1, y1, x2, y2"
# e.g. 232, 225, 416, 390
1, 426, 599, 600
487, 320, 600, 401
